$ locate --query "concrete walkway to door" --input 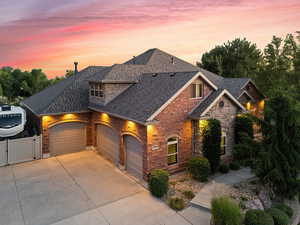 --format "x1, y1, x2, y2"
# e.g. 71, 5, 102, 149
0, 151, 201, 225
